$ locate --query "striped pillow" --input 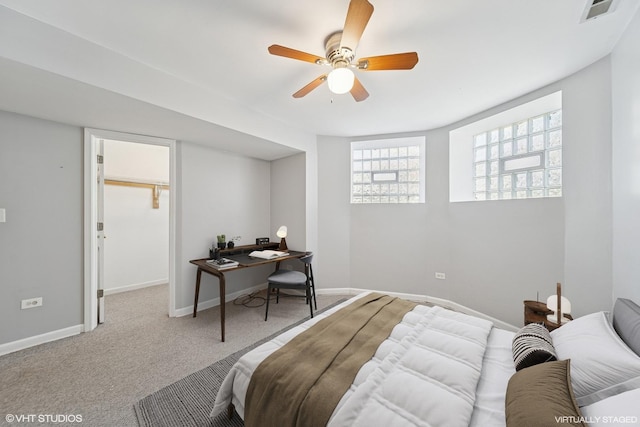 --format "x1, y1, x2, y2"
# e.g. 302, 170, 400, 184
512, 323, 557, 371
